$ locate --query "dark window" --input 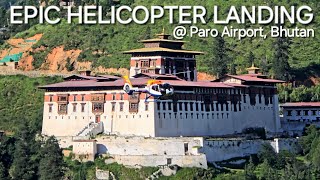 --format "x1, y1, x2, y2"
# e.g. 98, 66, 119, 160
73, 95, 77, 101
49, 95, 53, 102
91, 94, 105, 101
152, 85, 159, 92
287, 110, 292, 116
73, 103, 77, 112
259, 94, 262, 103
112, 93, 116, 100
243, 95, 246, 103
304, 110, 309, 116
49, 104, 53, 113
190, 102, 193, 111
129, 103, 139, 112
173, 102, 177, 112
163, 102, 166, 110
184, 143, 188, 154
312, 110, 317, 116
296, 110, 301, 116
168, 102, 172, 110
81, 103, 85, 112
93, 103, 104, 113
81, 95, 85, 101
179, 102, 183, 111
120, 103, 124, 111
195, 103, 199, 111
120, 93, 124, 100
58, 104, 67, 114
58, 95, 68, 102
145, 103, 149, 111
157, 102, 161, 110
185, 102, 188, 111
167, 158, 172, 165
141, 60, 150, 67
205, 104, 210, 112
111, 102, 116, 112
